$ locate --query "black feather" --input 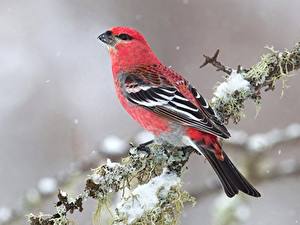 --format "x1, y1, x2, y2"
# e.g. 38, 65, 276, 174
198, 144, 261, 198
